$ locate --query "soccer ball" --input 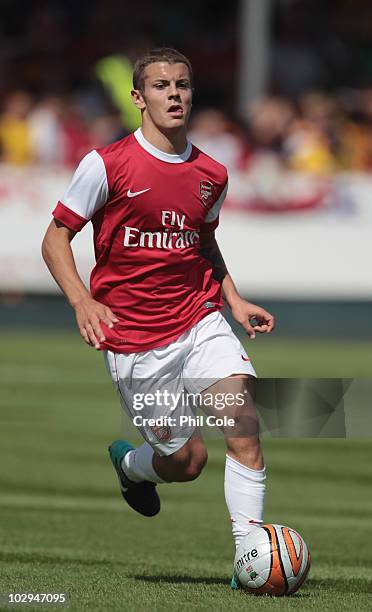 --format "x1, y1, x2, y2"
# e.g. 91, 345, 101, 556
234, 524, 311, 596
